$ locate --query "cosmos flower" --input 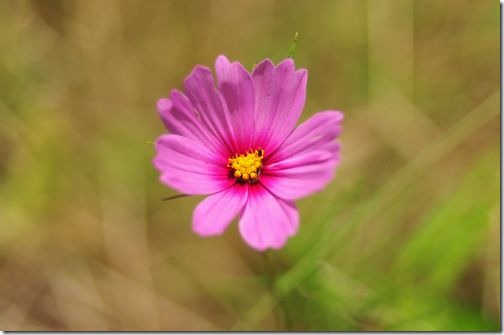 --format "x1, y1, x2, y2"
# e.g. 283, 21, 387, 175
154, 55, 343, 251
